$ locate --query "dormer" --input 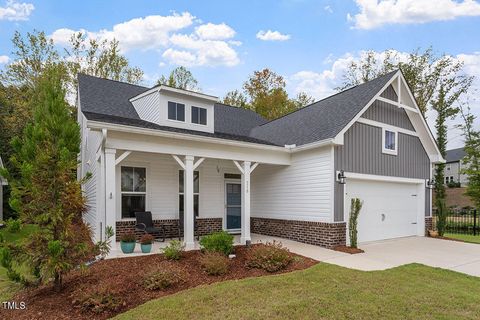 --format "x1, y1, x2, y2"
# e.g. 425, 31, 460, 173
130, 85, 218, 134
